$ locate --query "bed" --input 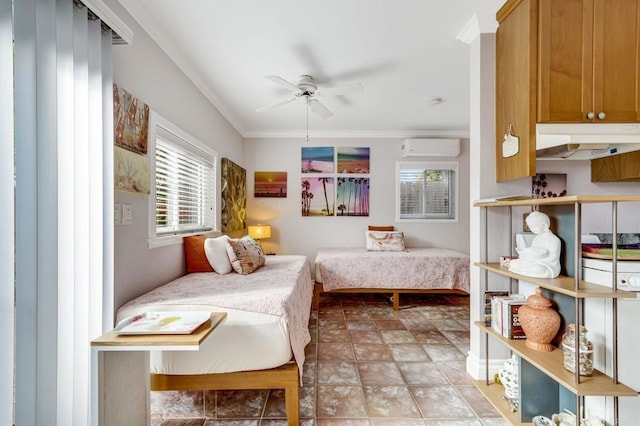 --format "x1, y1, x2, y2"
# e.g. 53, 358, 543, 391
116, 254, 313, 426
314, 247, 470, 310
